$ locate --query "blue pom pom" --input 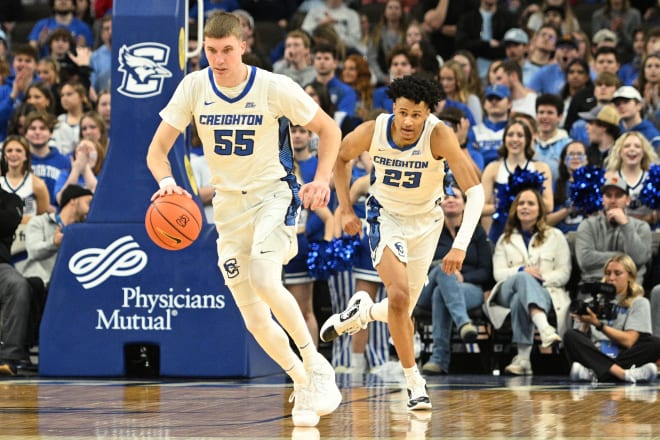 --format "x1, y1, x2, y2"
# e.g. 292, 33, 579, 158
494, 166, 546, 223
331, 235, 361, 272
307, 235, 361, 279
570, 166, 605, 214
307, 241, 334, 280
639, 164, 660, 210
